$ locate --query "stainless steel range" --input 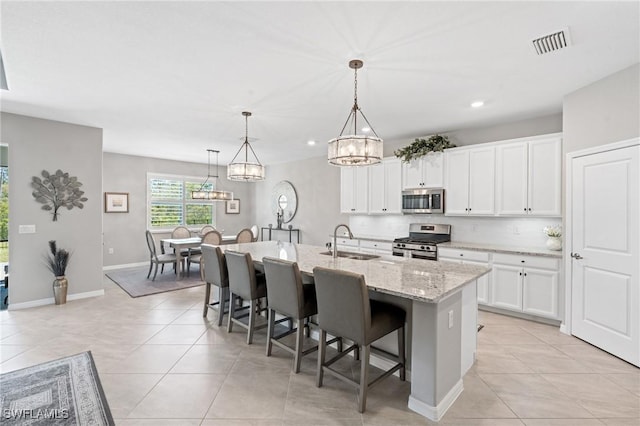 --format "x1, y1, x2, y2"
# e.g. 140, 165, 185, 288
392, 223, 451, 260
